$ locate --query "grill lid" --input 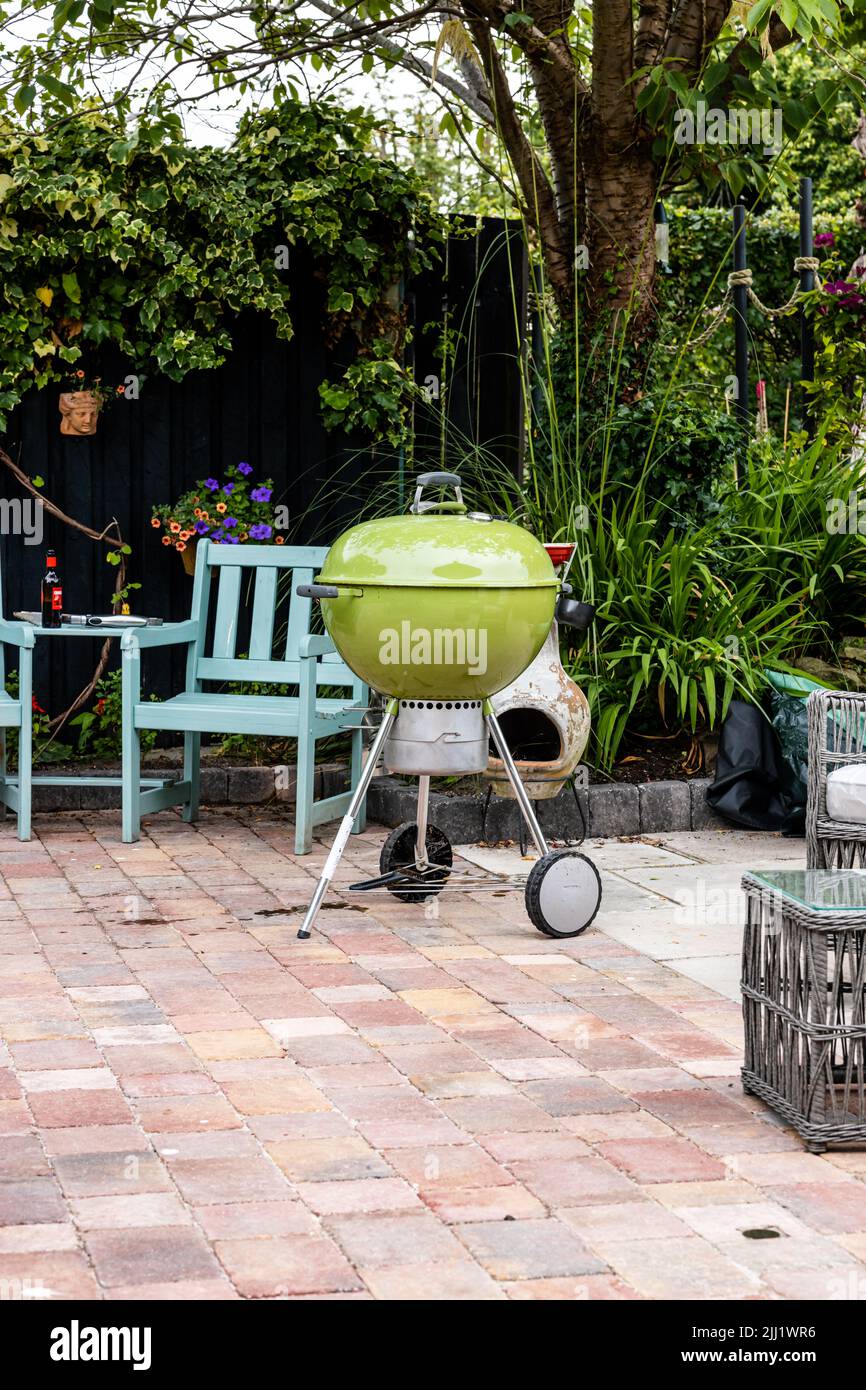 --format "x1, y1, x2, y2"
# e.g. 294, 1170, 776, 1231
319, 514, 558, 590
